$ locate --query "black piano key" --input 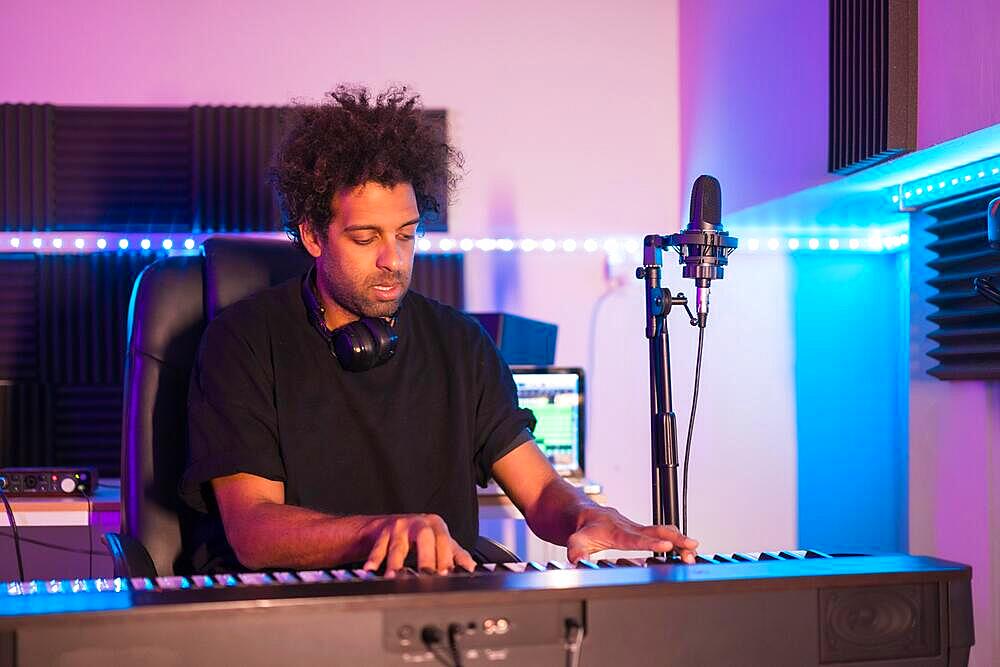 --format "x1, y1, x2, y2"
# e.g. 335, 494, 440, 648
758, 552, 781, 561
576, 560, 599, 569
731, 553, 755, 562
779, 550, 805, 560
645, 556, 668, 566
525, 561, 547, 572
694, 554, 716, 564
615, 558, 646, 567
596, 559, 618, 568
804, 549, 833, 559
546, 561, 570, 570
